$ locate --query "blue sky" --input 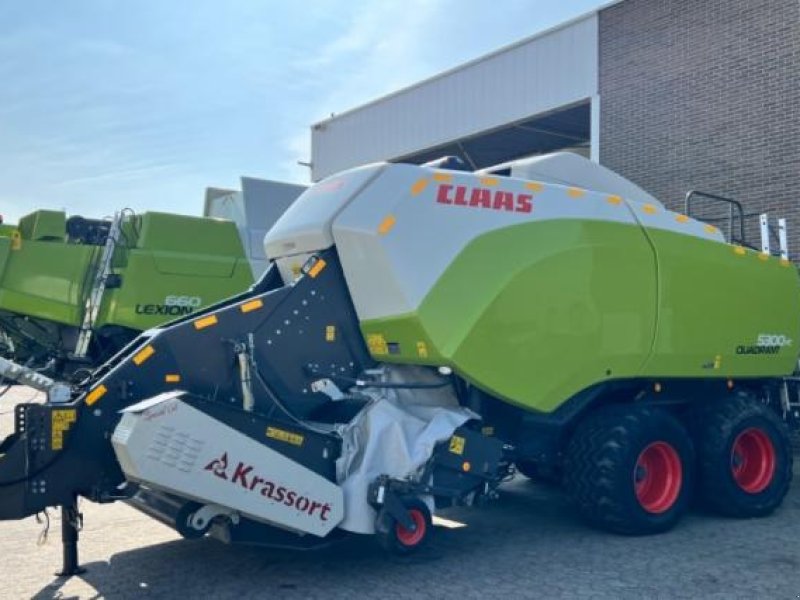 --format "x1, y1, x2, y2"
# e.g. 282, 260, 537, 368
0, 0, 604, 223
